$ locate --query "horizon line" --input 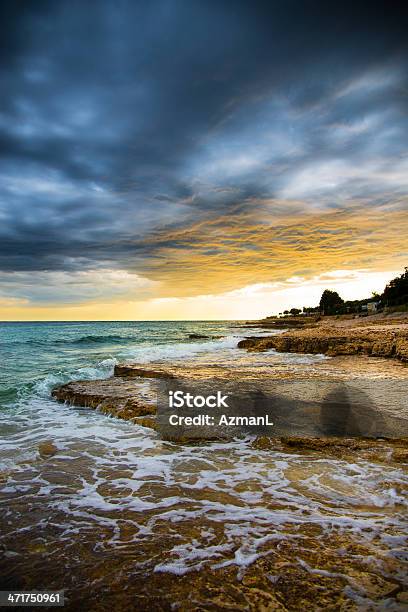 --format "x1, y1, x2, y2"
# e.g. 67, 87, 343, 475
0, 318, 252, 323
